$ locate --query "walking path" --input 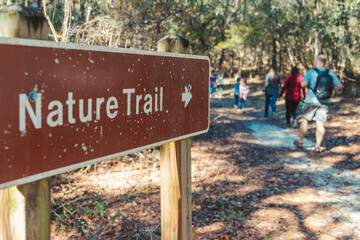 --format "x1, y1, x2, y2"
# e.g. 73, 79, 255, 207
247, 121, 314, 149
247, 119, 360, 239
203, 96, 360, 239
